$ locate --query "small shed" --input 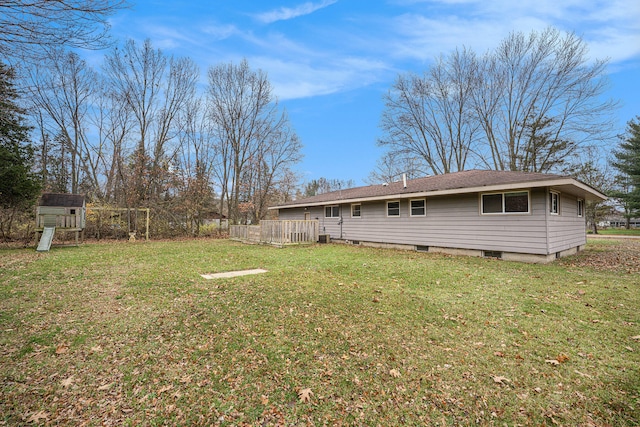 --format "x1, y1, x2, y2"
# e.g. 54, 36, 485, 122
35, 193, 86, 251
